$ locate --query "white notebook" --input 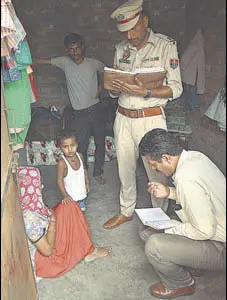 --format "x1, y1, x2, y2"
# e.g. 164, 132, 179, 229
135, 208, 180, 230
